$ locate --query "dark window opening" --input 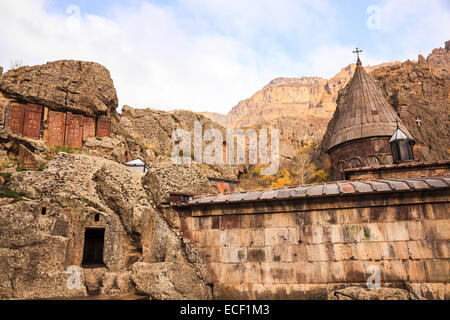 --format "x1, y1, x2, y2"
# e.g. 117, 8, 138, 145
391, 141, 414, 163
82, 228, 105, 268
41, 207, 47, 215
94, 213, 100, 222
